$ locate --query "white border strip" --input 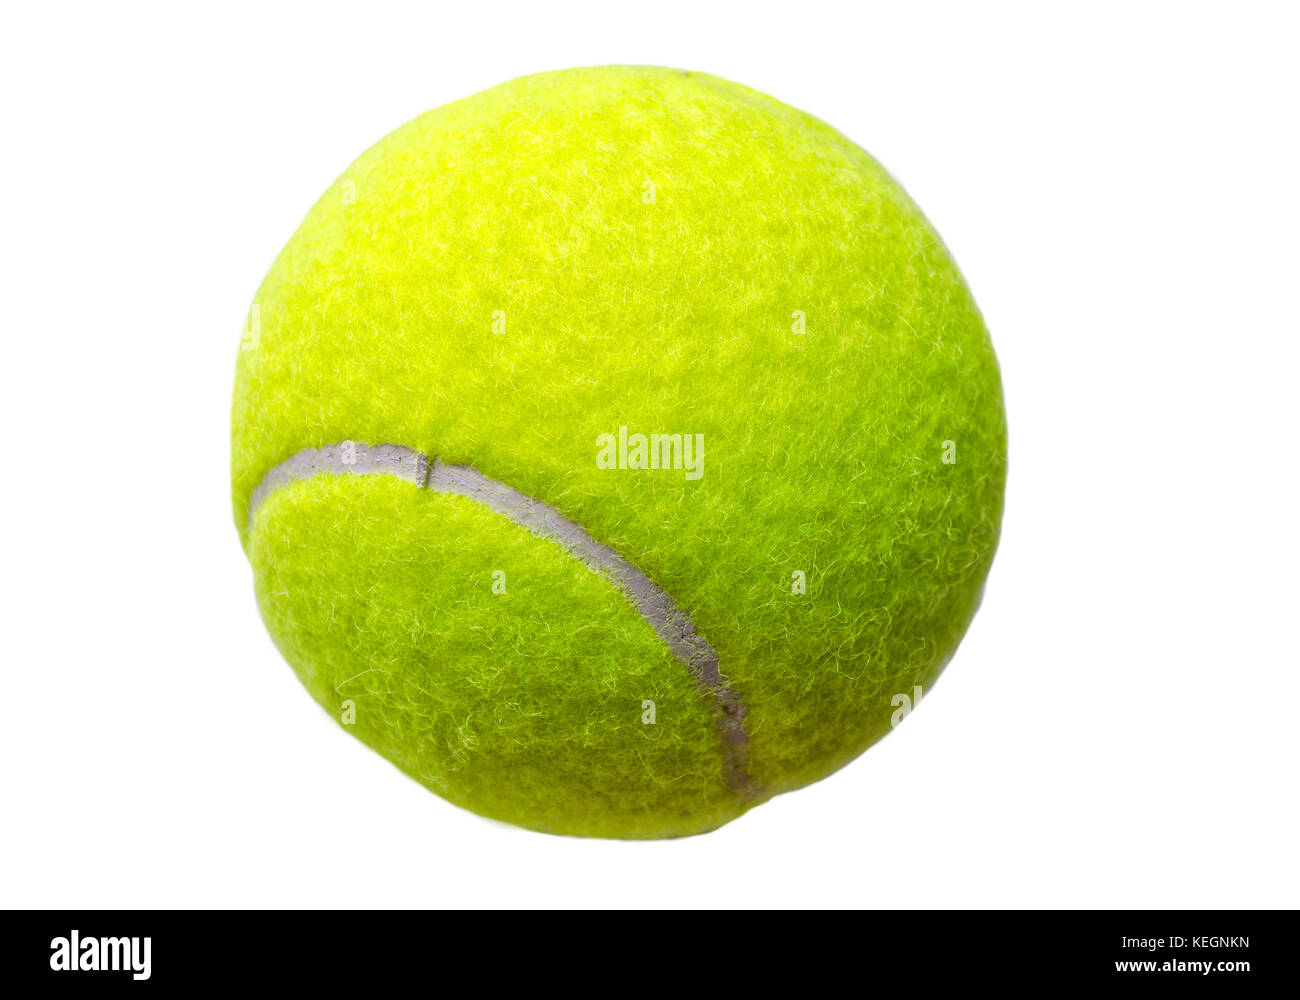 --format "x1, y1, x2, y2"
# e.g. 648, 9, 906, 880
248, 442, 751, 792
